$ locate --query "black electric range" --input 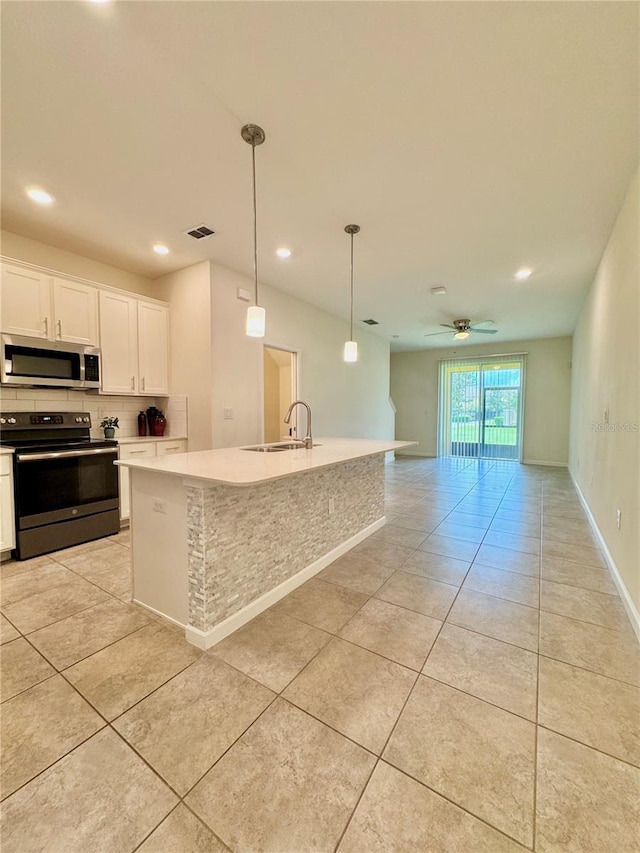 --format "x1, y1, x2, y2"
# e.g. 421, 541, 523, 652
0, 412, 120, 559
